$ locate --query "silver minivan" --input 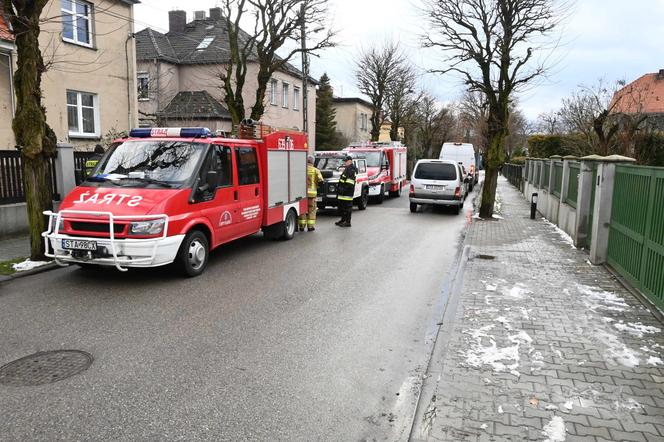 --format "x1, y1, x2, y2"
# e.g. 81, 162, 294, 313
409, 159, 468, 214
